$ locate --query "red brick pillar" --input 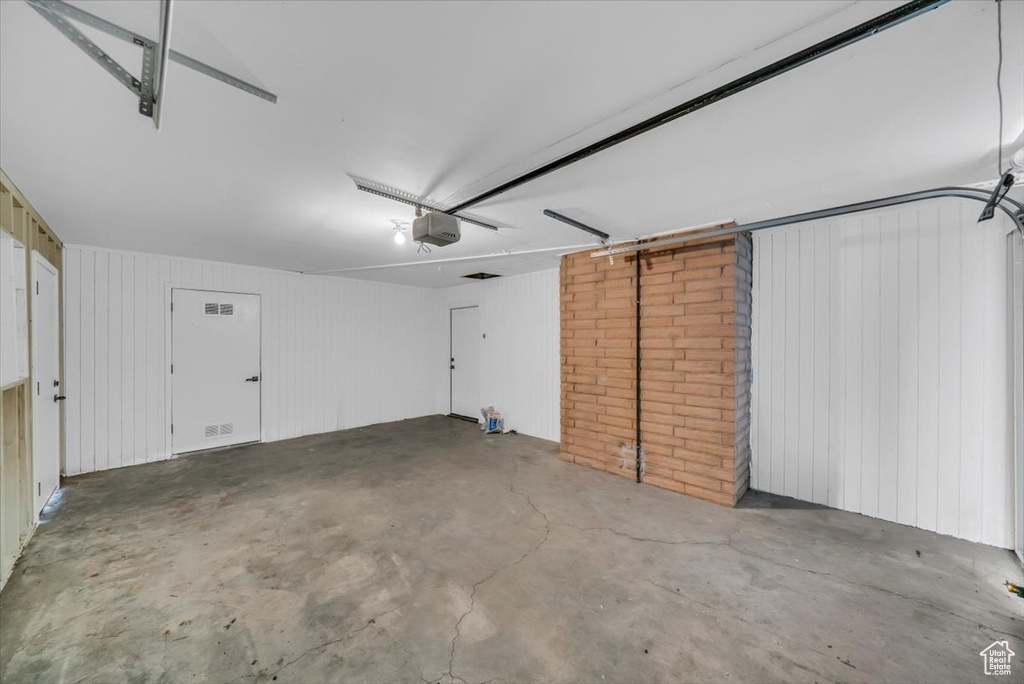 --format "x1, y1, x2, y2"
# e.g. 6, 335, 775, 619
560, 227, 753, 506
560, 250, 638, 477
